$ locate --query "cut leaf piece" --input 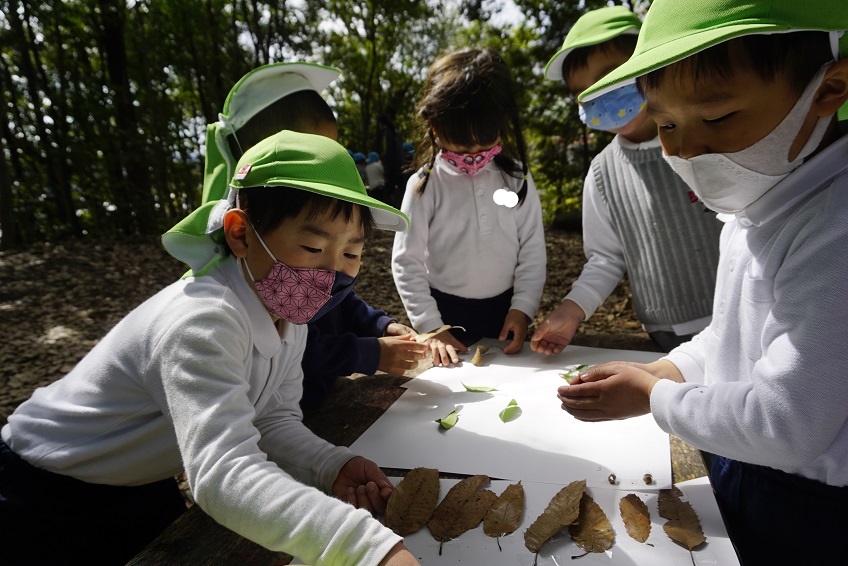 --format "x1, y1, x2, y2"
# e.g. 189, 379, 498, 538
428, 475, 495, 543
462, 382, 497, 393
416, 325, 466, 343
470, 345, 491, 366
499, 399, 522, 422
658, 486, 706, 559
559, 364, 591, 384
484, 481, 525, 540
569, 492, 614, 554
523, 479, 586, 554
385, 467, 440, 536
435, 408, 459, 430
619, 493, 651, 543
